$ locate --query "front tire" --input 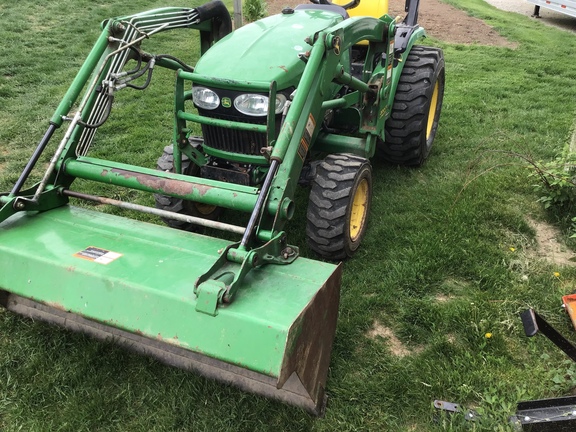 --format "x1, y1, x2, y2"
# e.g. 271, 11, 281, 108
378, 46, 445, 166
154, 145, 221, 231
306, 154, 372, 260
